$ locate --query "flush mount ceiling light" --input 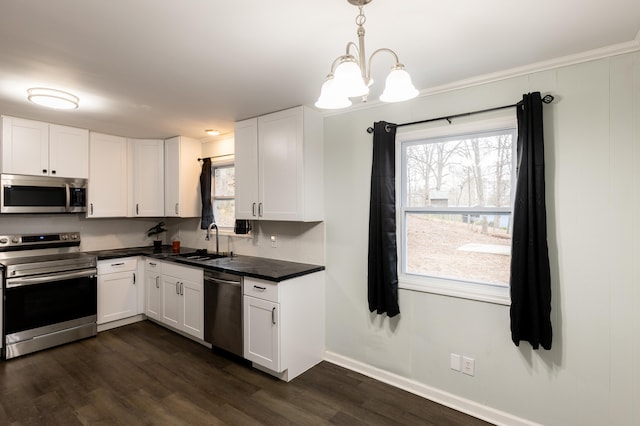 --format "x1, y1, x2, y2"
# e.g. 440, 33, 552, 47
205, 129, 221, 136
27, 87, 79, 110
315, 0, 419, 109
